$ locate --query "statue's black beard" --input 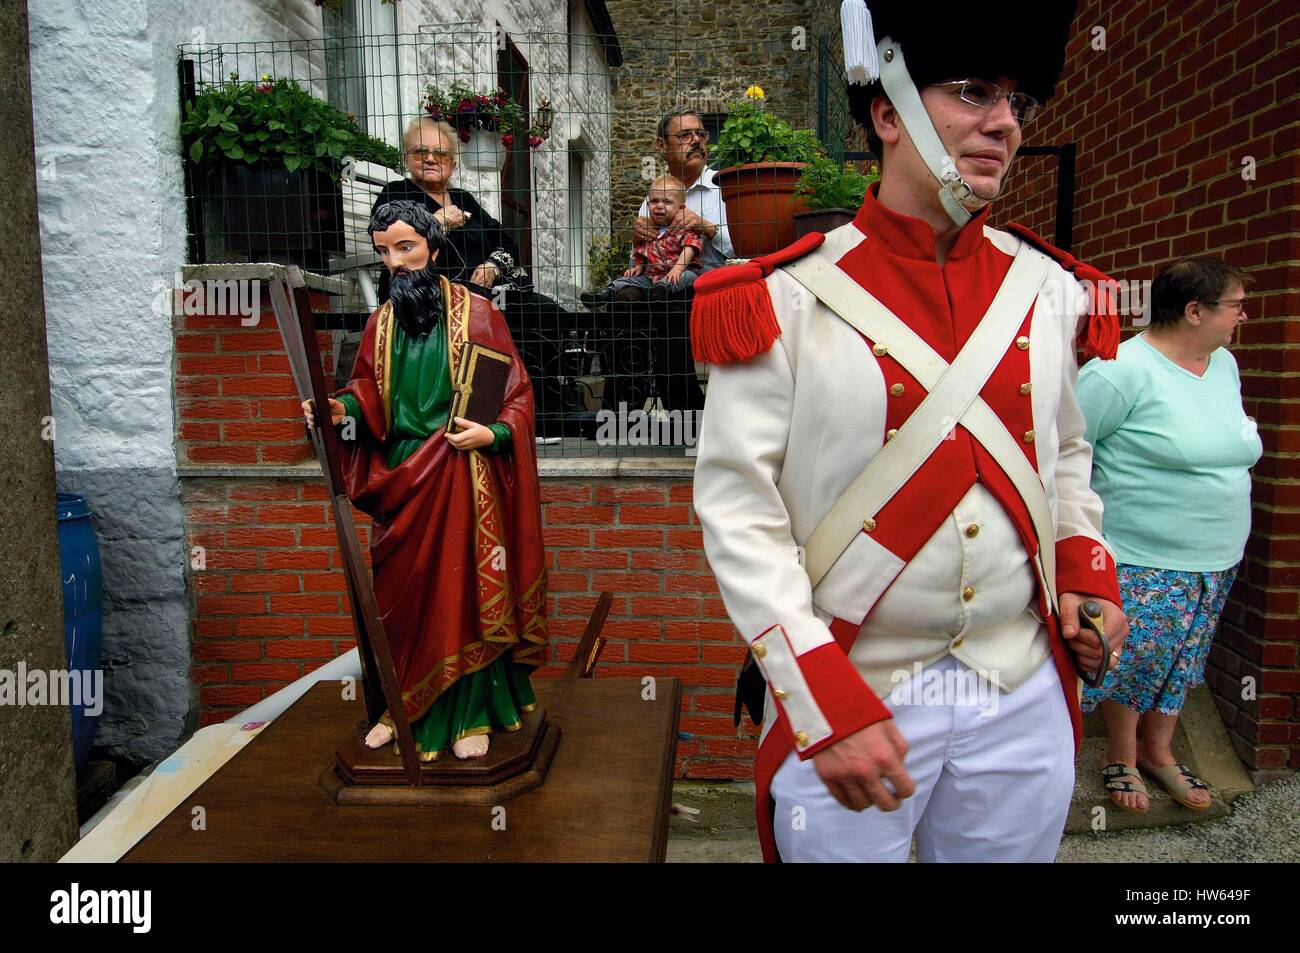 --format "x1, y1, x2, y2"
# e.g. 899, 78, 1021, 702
388, 264, 443, 338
